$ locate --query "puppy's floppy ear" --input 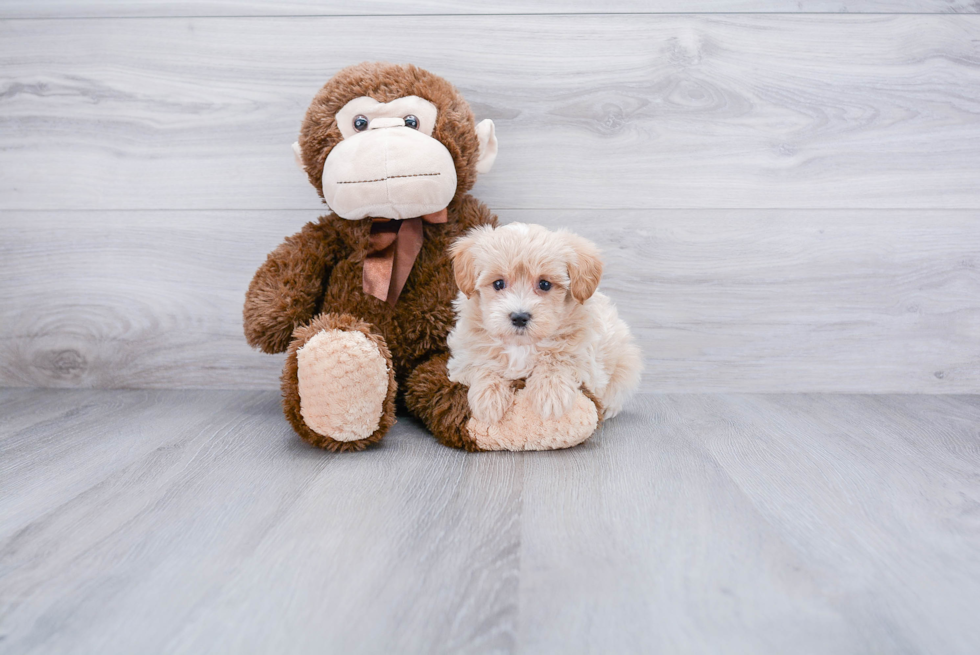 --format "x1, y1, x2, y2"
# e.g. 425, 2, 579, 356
449, 228, 484, 297
565, 232, 603, 303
